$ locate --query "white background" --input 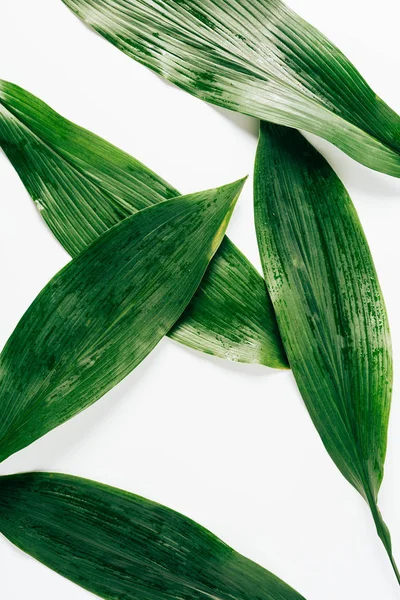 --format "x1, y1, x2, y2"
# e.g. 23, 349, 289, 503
1, 0, 400, 598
